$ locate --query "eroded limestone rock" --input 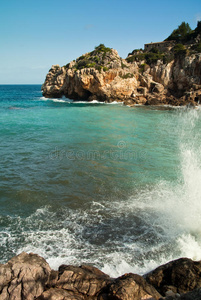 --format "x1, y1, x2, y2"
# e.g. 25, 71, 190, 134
42, 44, 201, 106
